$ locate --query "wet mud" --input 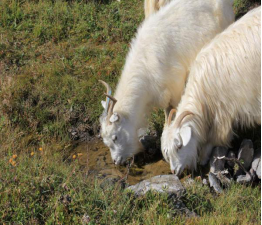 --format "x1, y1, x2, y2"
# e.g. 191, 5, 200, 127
72, 138, 171, 185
